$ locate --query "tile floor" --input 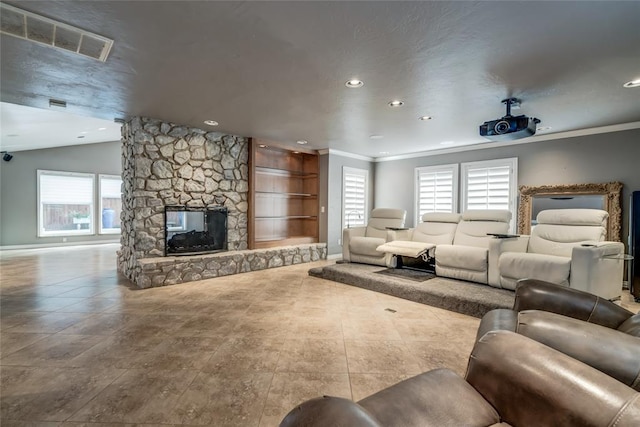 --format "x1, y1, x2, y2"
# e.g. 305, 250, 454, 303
1, 244, 638, 426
